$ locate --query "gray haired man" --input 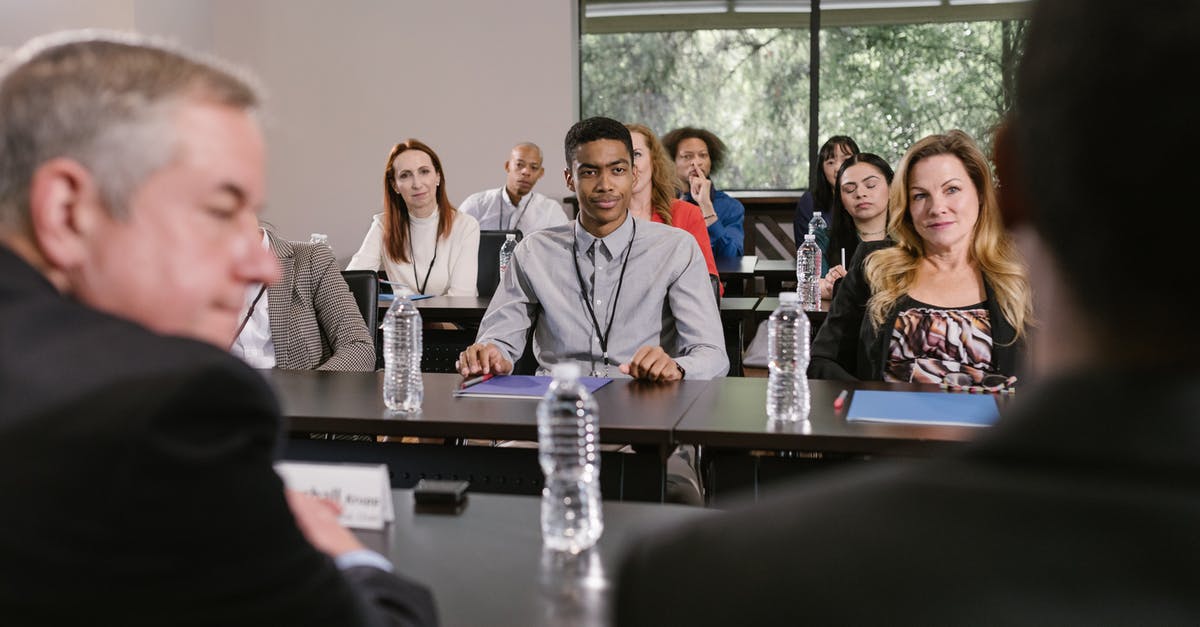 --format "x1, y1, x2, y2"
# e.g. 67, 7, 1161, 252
0, 31, 435, 625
